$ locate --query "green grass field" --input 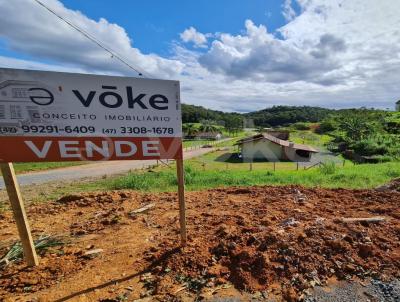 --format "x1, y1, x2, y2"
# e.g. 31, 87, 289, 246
1, 151, 398, 210
289, 130, 332, 148
109, 160, 400, 192
2, 132, 398, 209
